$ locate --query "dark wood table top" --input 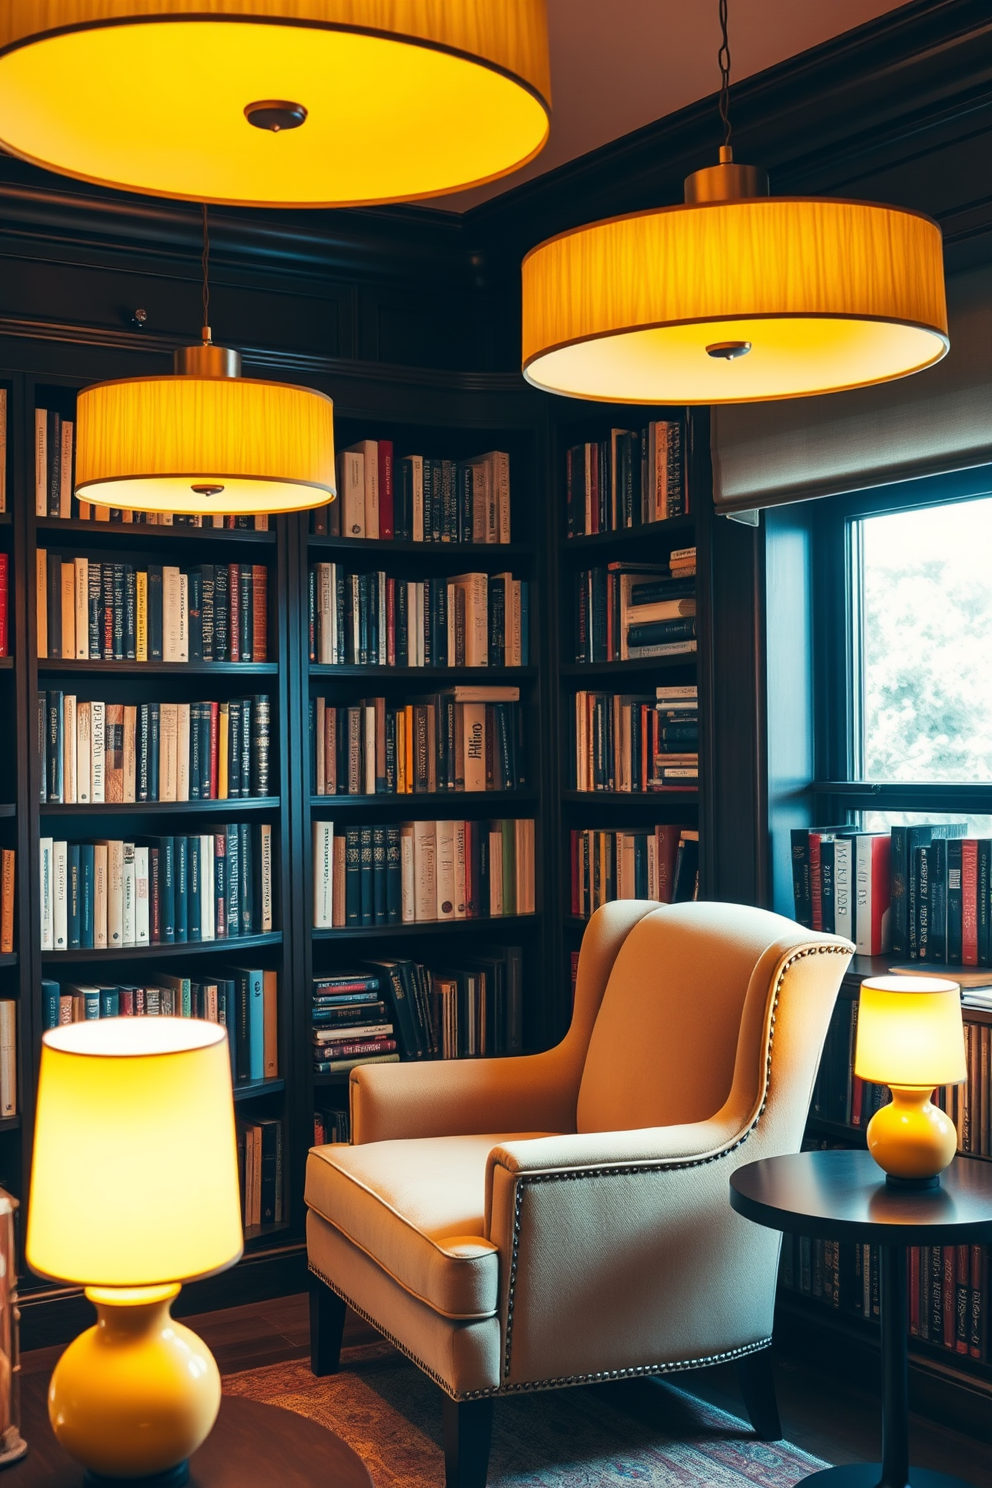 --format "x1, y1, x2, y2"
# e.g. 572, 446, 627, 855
10, 1372, 375, 1488
730, 1150, 992, 1245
